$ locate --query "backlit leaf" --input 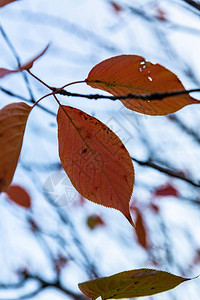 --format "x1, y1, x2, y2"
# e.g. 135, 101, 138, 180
78, 268, 190, 299
0, 0, 18, 7
86, 55, 199, 115
57, 106, 135, 226
0, 44, 49, 79
0, 102, 31, 192
7, 184, 31, 208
